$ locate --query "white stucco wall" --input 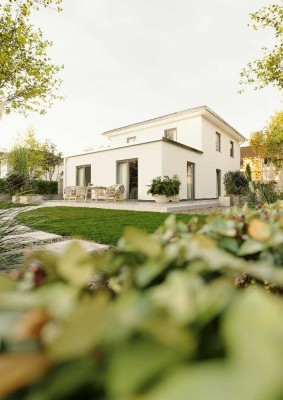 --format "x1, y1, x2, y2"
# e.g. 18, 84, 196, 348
161, 117, 241, 200
106, 114, 203, 151
65, 141, 163, 200
65, 111, 243, 201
